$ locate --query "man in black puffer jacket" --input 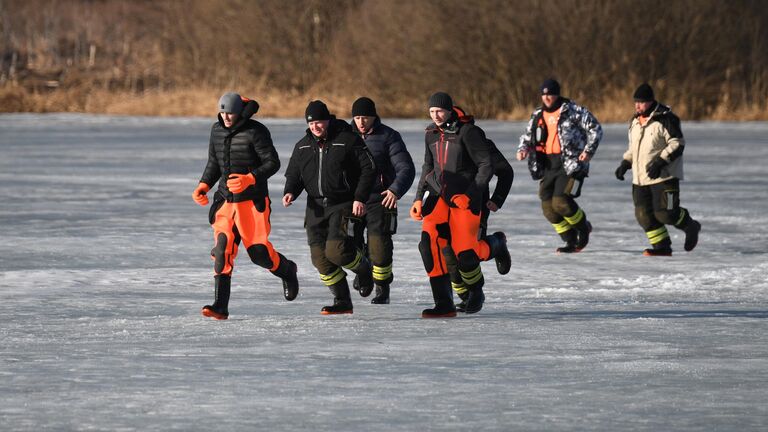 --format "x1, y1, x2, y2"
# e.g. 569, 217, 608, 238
193, 92, 299, 320
348, 97, 415, 305
283, 100, 376, 315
